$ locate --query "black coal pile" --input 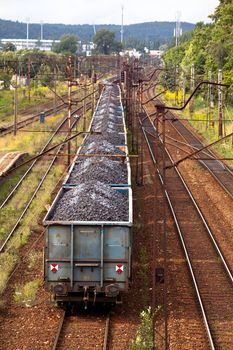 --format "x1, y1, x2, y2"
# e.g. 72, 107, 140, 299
51, 181, 129, 222
69, 157, 127, 184
81, 138, 125, 156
